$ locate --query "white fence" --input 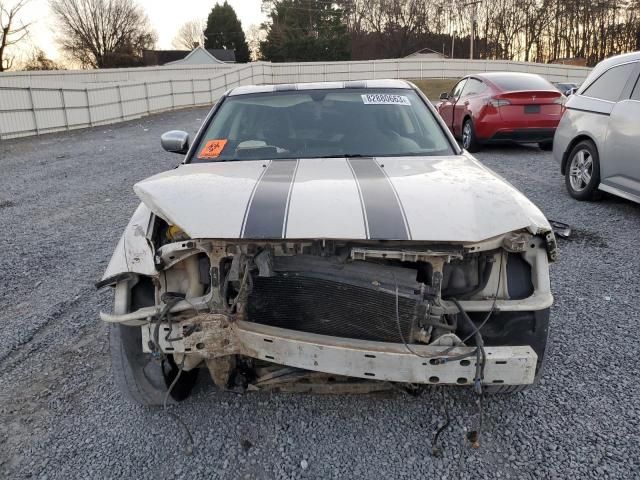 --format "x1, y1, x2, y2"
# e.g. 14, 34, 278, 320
0, 59, 590, 140
0, 63, 235, 88
268, 58, 589, 84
